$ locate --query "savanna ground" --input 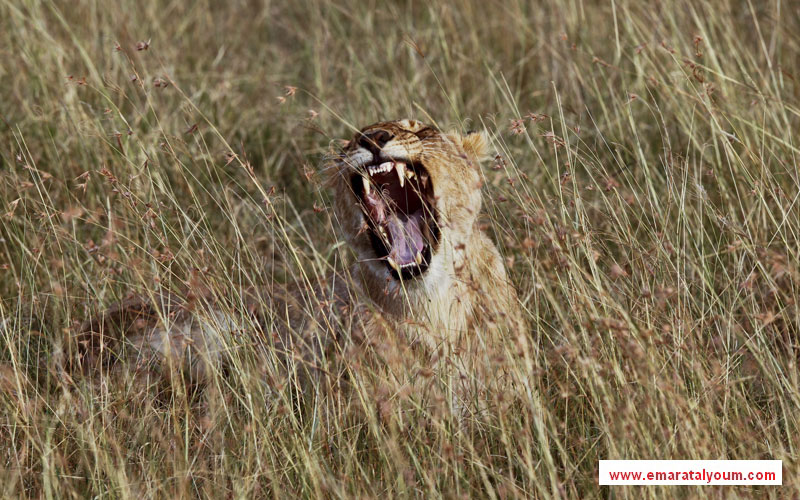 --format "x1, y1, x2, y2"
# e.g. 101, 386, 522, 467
1, 0, 799, 498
